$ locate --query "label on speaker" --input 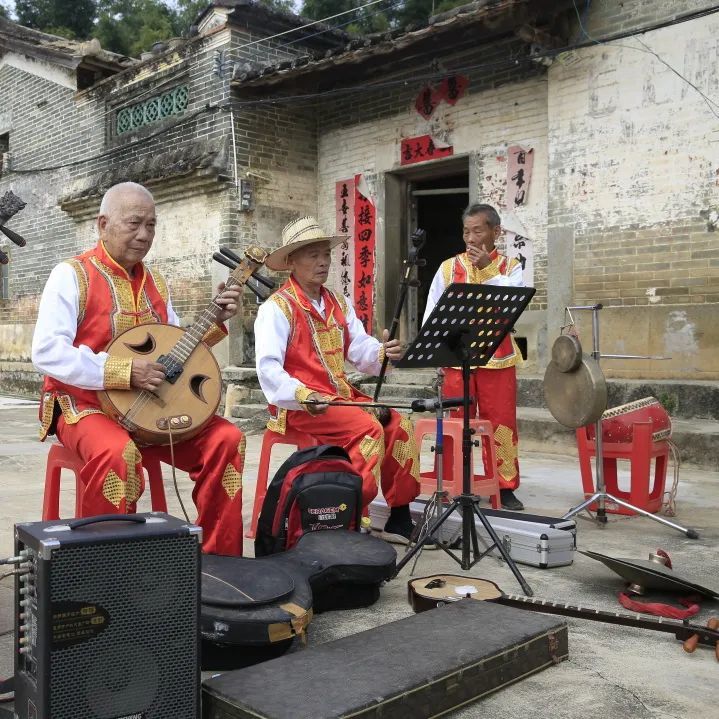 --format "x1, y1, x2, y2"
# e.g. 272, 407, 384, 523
110, 714, 146, 719
51, 600, 110, 648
